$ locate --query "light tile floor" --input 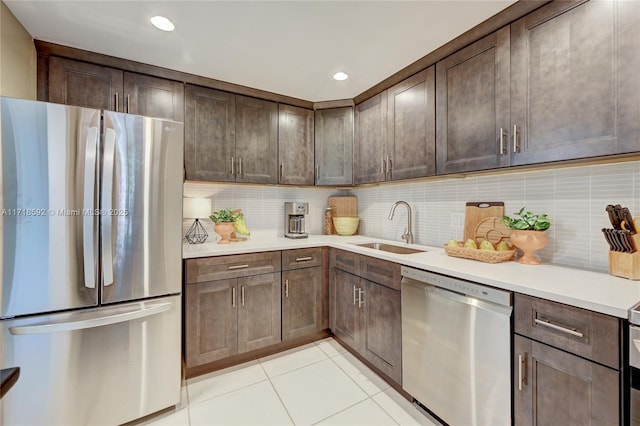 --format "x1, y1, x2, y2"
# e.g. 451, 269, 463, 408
142, 338, 437, 426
